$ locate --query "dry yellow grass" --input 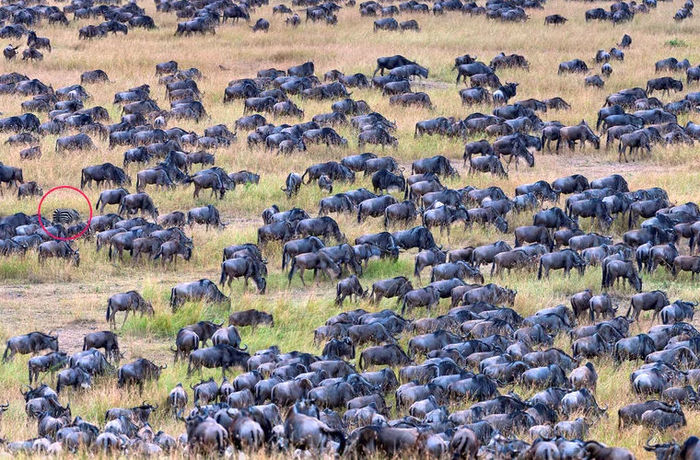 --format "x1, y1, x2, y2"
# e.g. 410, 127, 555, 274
1, 0, 700, 456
